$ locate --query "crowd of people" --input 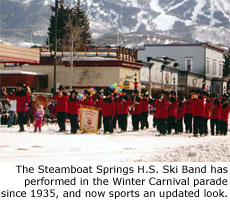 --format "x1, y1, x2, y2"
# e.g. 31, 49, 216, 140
1, 82, 230, 137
